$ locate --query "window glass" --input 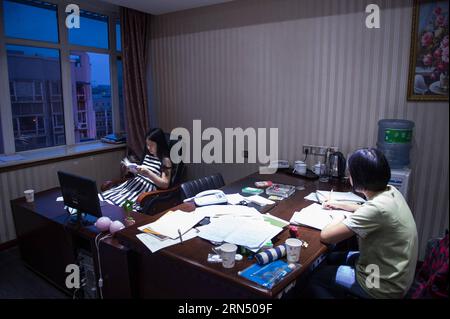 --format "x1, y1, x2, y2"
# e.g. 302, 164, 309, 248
68, 10, 109, 49
70, 51, 111, 142
3, 0, 58, 43
116, 21, 121, 51
6, 45, 65, 151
